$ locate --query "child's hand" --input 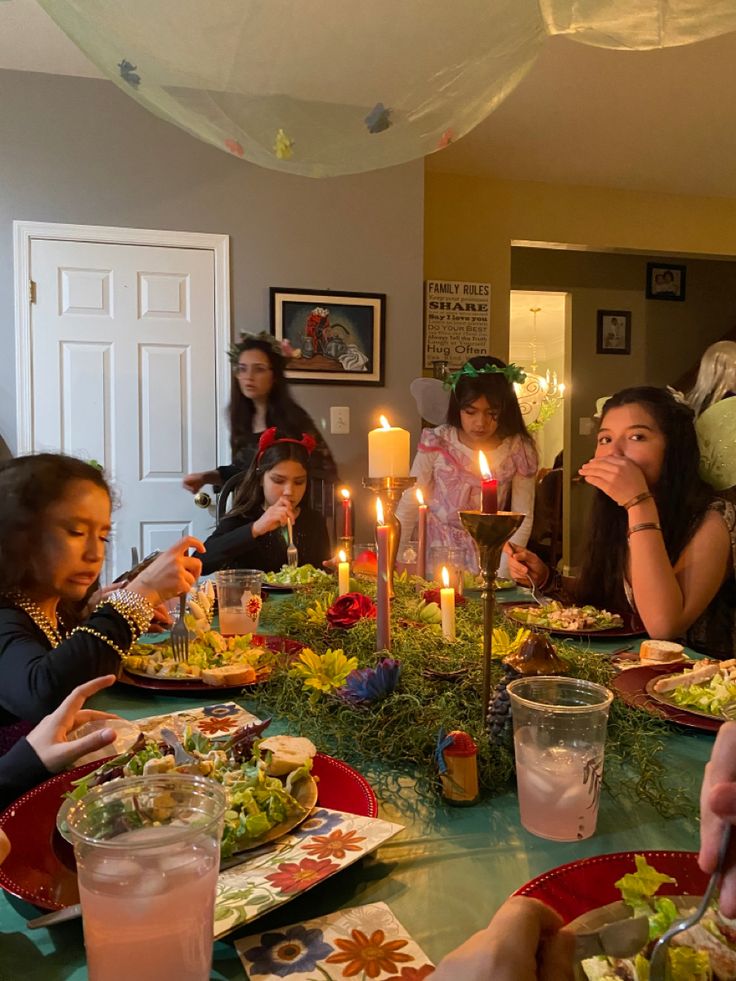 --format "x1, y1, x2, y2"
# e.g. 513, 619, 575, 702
253, 497, 296, 537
